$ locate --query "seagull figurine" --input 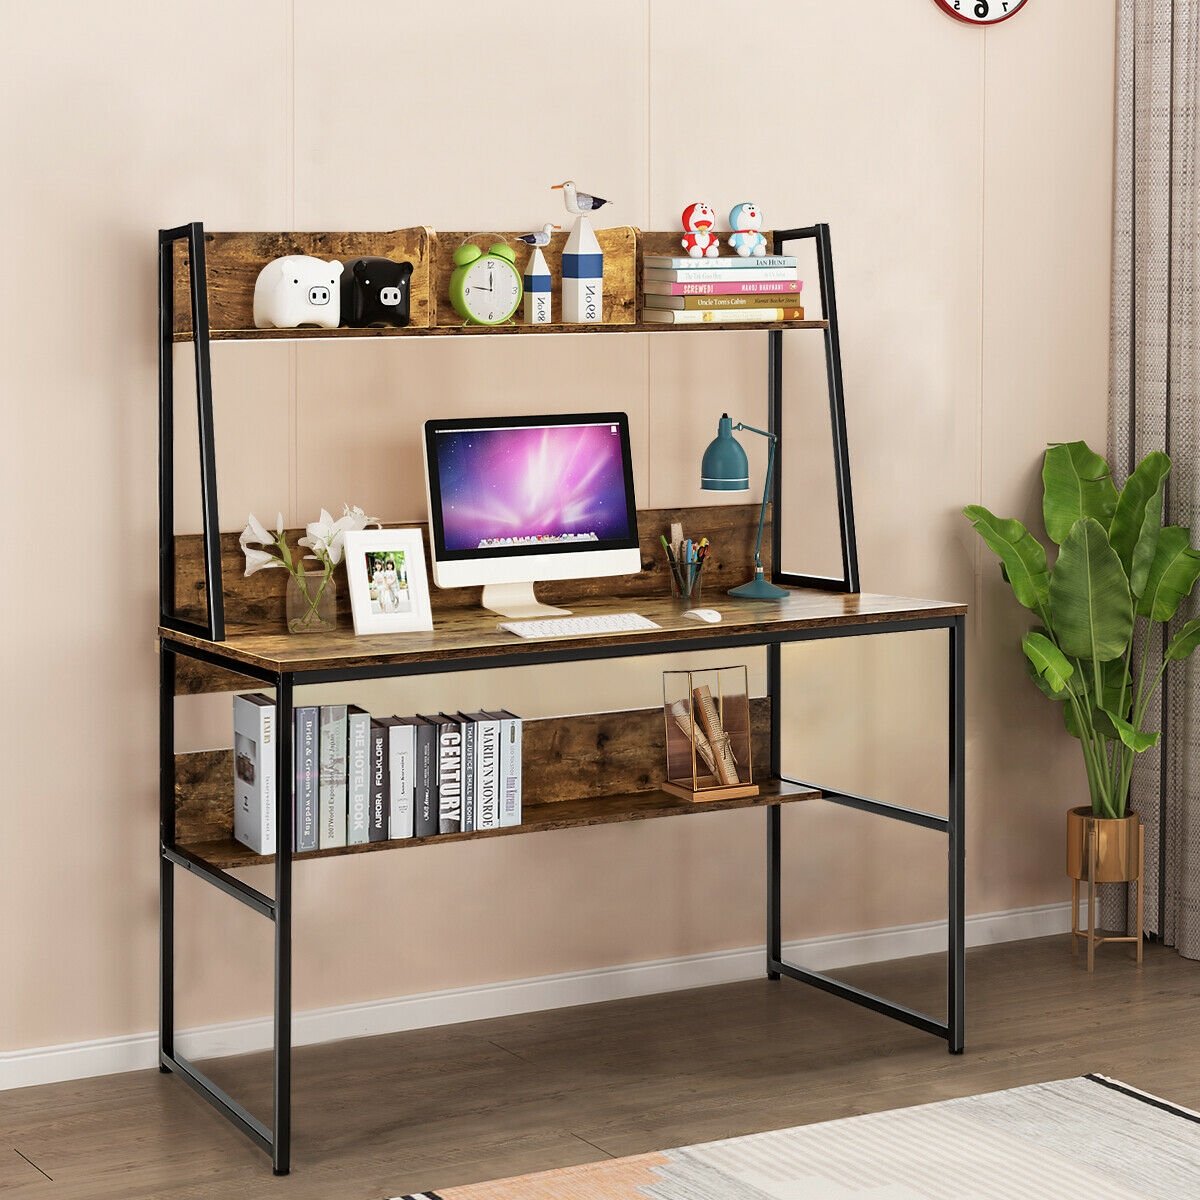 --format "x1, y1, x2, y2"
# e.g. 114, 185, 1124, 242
514, 222, 561, 246
551, 180, 611, 215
